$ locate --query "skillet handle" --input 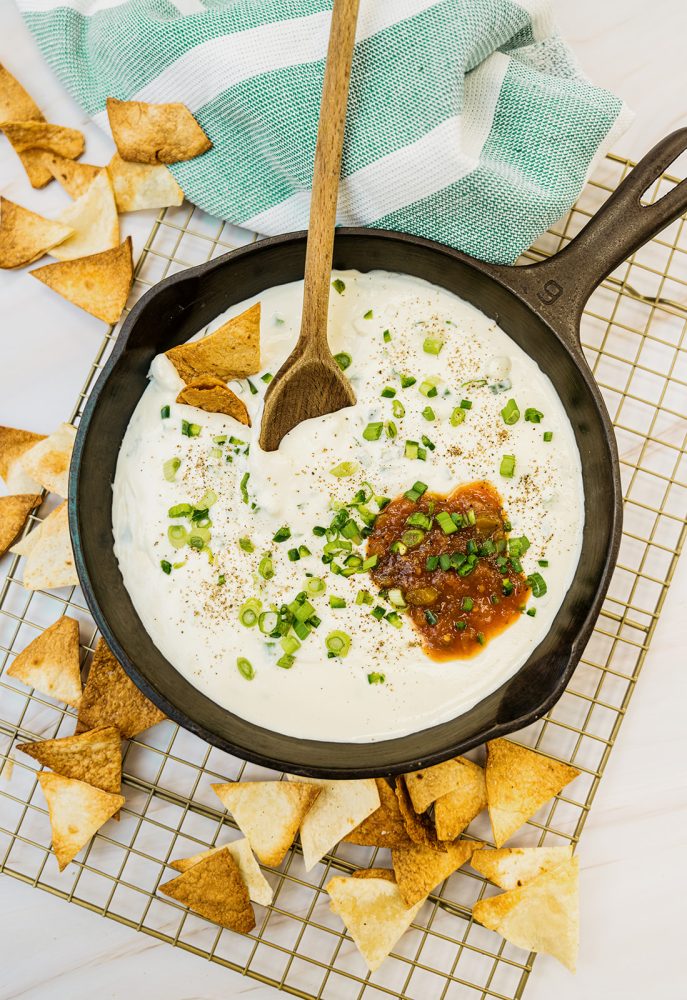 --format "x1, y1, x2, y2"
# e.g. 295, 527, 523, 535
487, 128, 687, 352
